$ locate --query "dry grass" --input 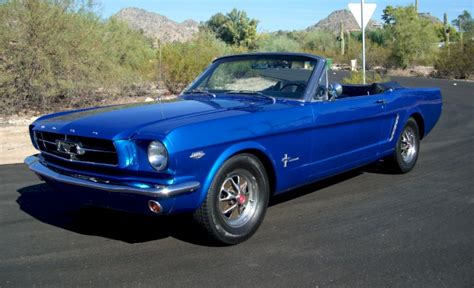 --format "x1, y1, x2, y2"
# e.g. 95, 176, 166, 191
0, 116, 38, 165
387, 66, 435, 77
